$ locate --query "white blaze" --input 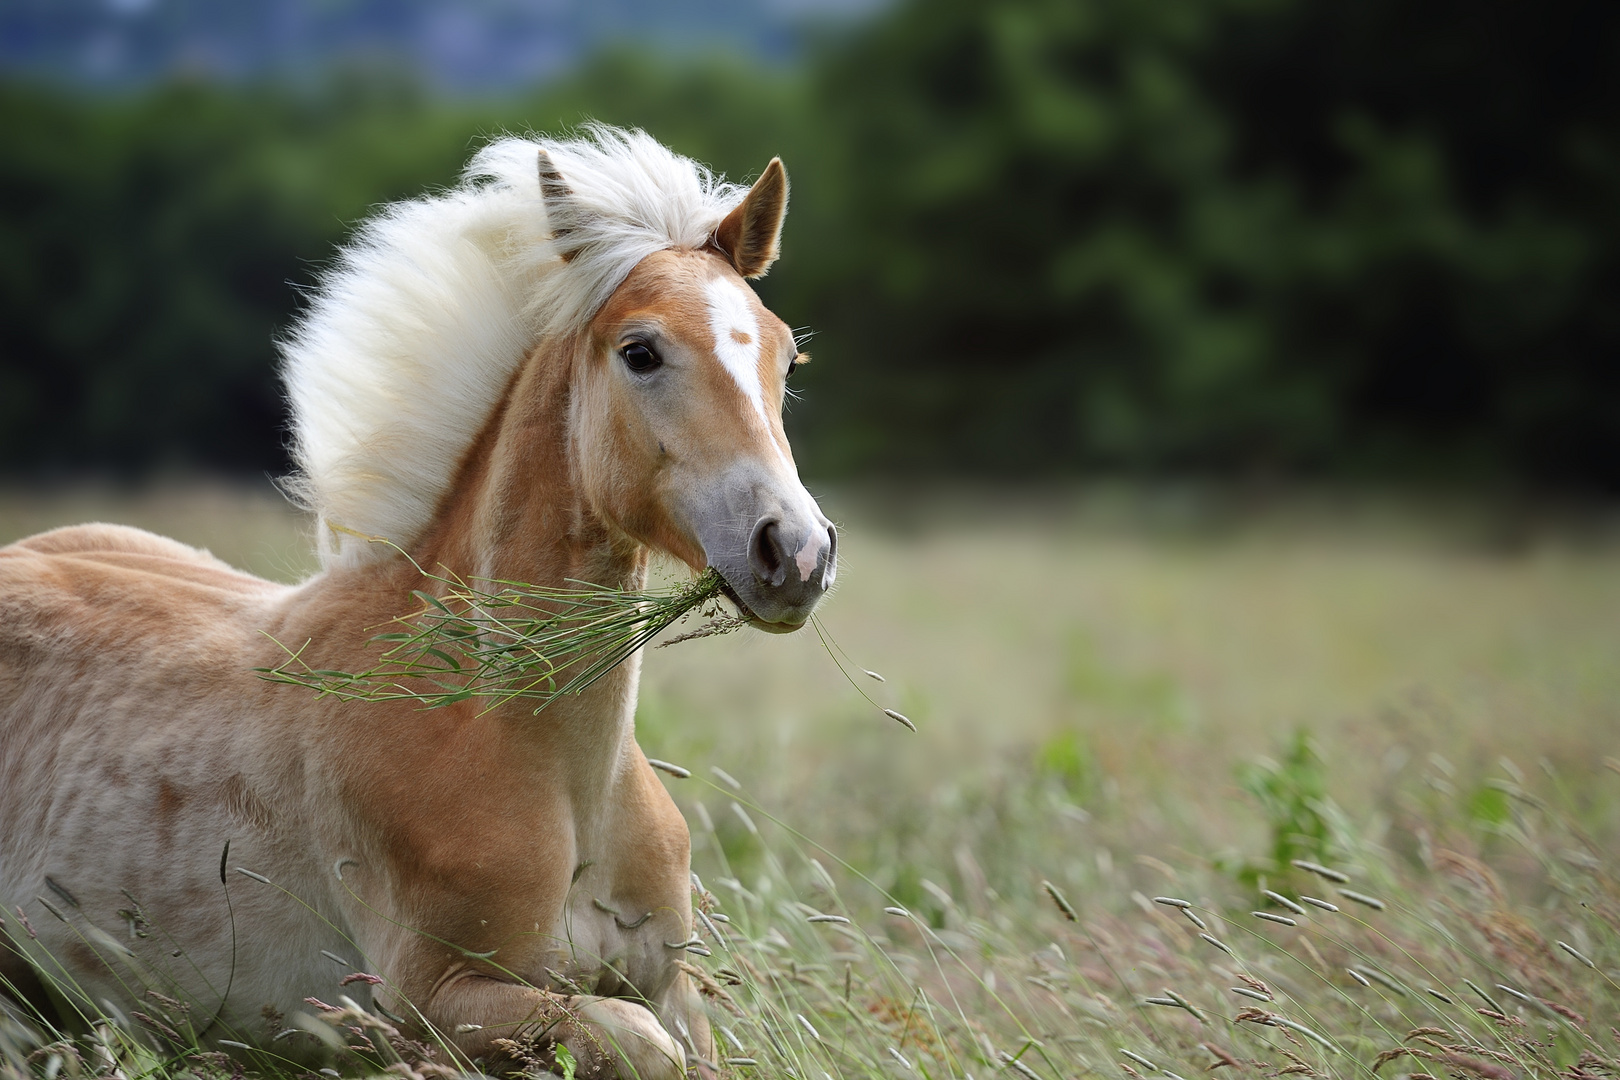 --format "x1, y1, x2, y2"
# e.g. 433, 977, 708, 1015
704, 276, 773, 435
705, 274, 830, 584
